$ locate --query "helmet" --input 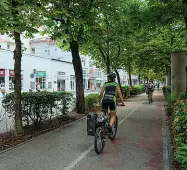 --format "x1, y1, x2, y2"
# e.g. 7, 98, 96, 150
107, 72, 116, 79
